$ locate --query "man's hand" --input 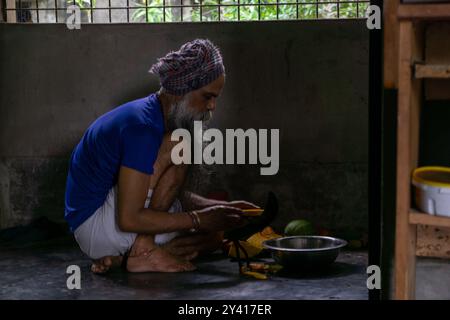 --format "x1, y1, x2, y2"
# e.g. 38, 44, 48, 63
195, 205, 247, 232
226, 200, 260, 210
182, 192, 260, 212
